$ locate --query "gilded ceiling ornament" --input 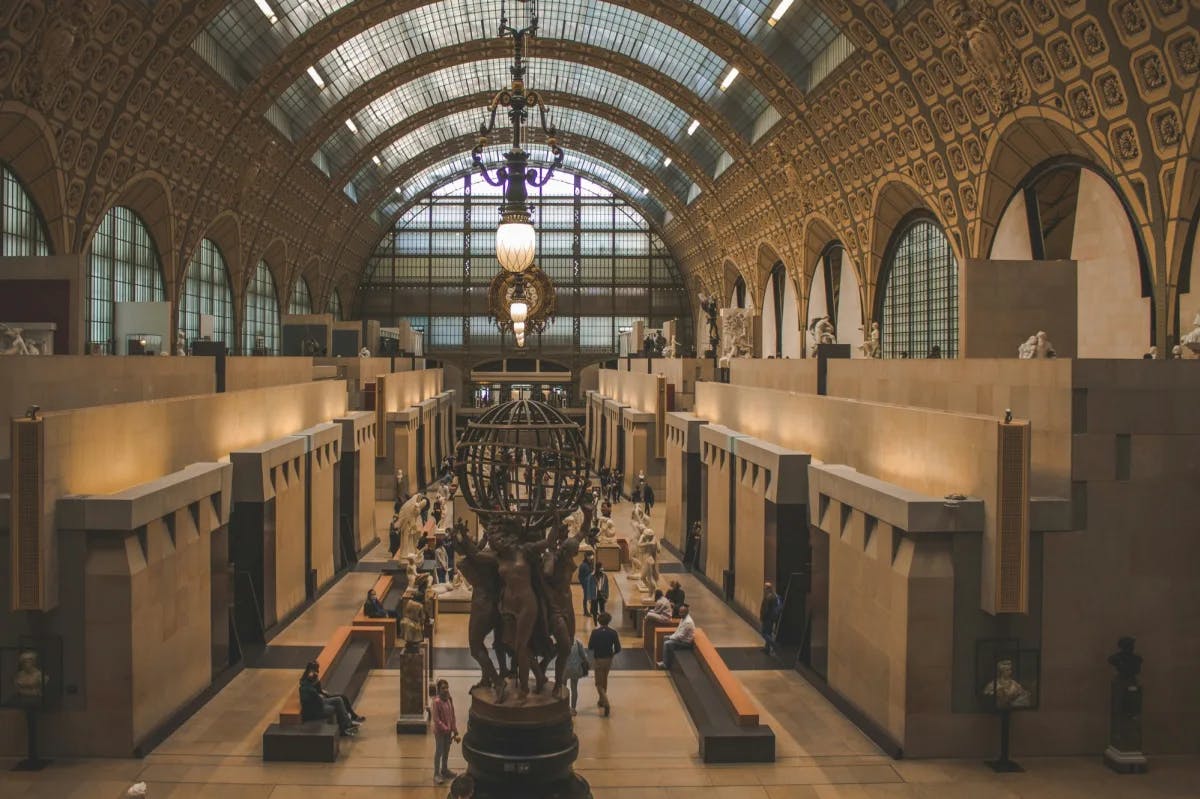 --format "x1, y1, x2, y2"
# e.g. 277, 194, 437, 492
940, 0, 1029, 116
